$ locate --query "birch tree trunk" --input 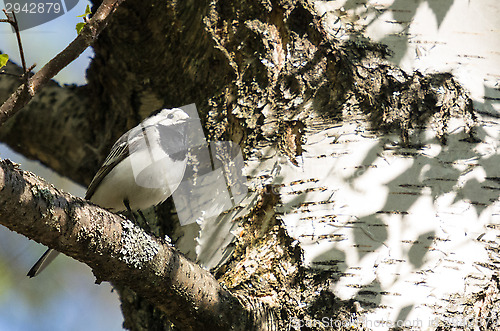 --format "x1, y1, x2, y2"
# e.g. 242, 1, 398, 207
0, 0, 498, 330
